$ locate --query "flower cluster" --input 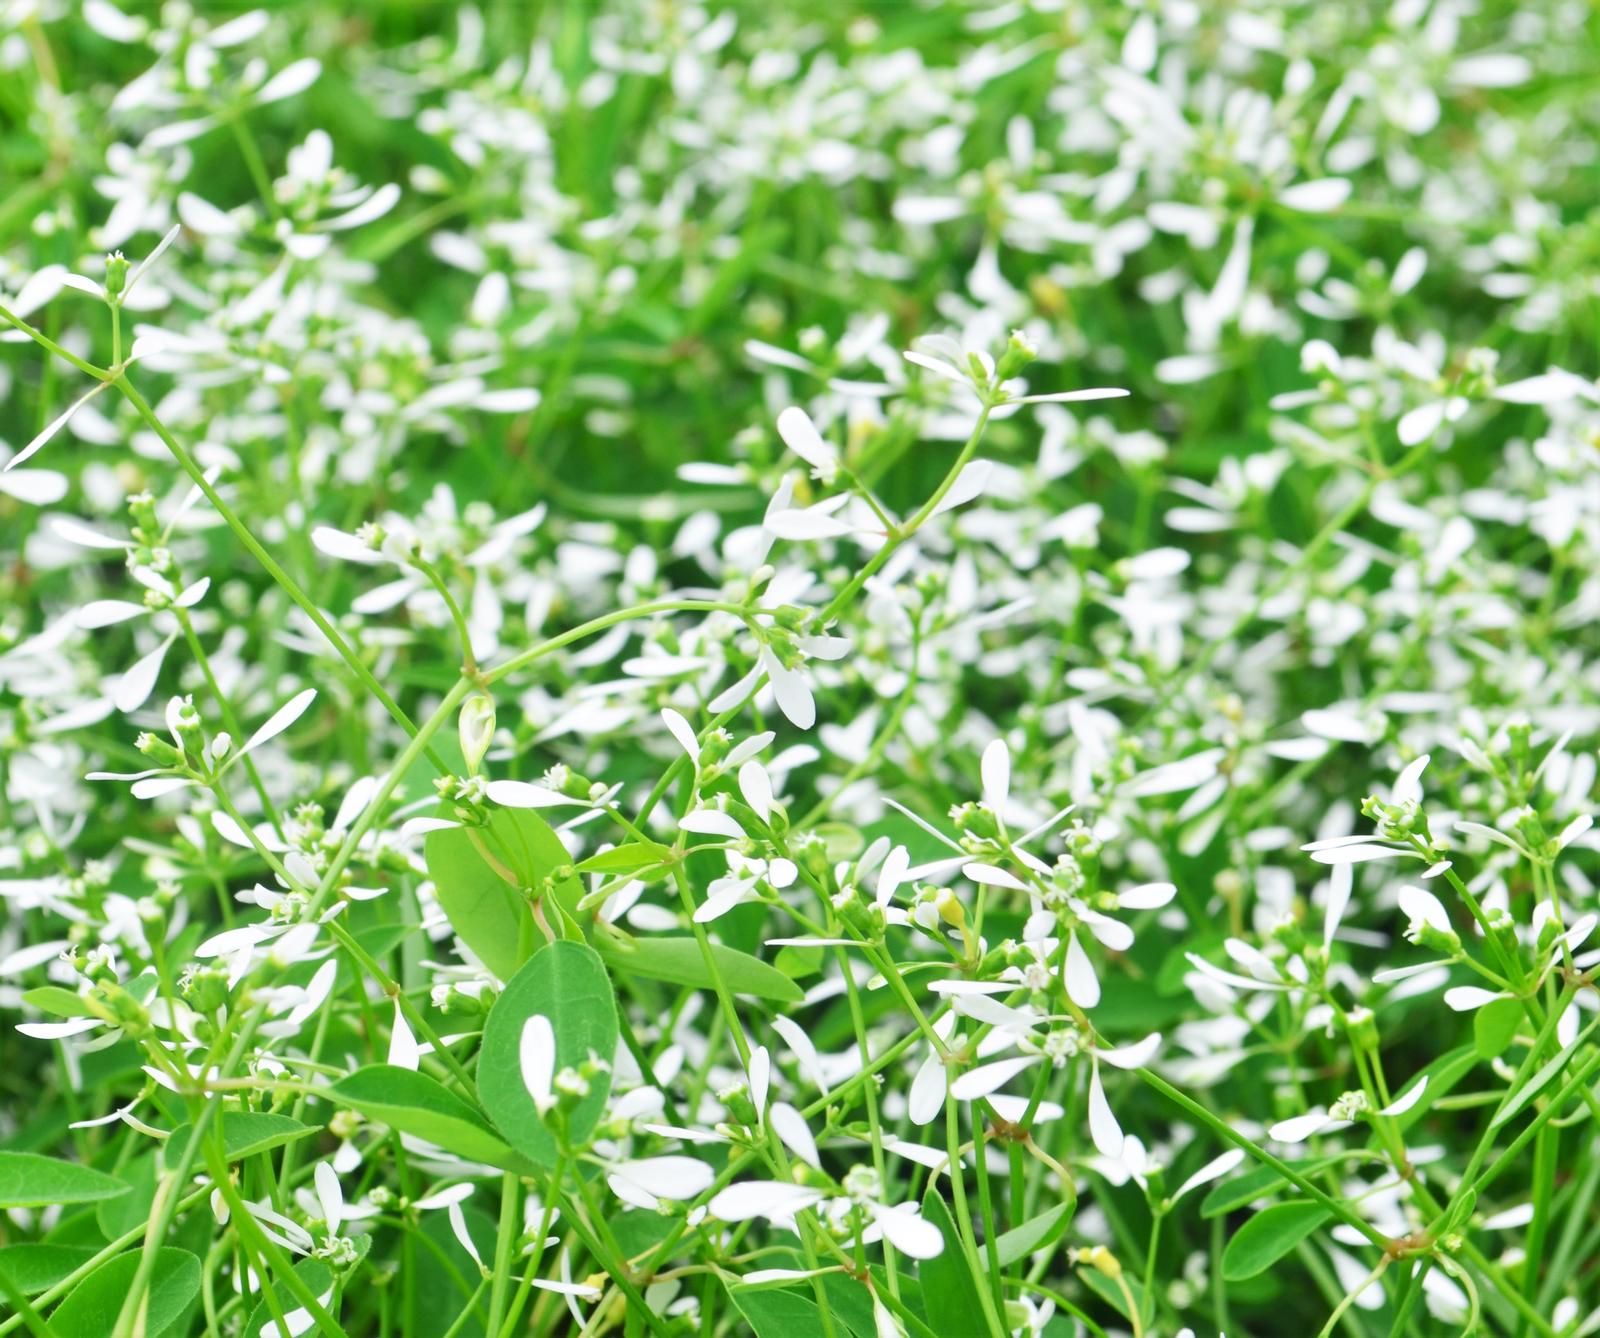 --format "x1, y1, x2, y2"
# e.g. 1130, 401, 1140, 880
1, 3, 1598, 1337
